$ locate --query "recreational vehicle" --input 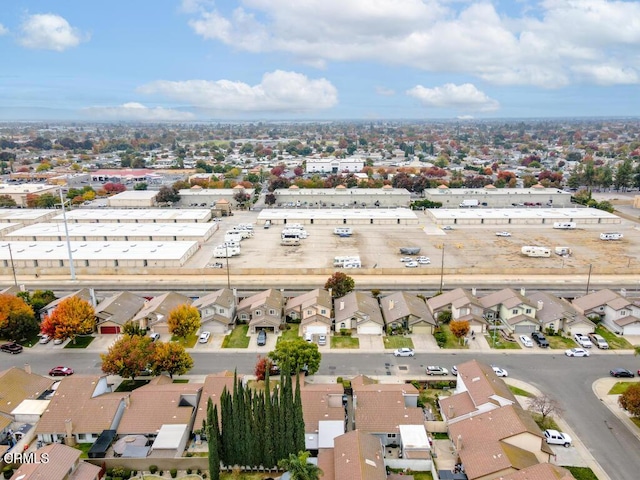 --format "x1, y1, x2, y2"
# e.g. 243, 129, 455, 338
553, 222, 576, 229
281, 238, 301, 246
521, 246, 551, 257
334, 256, 361, 268
333, 227, 353, 236
600, 232, 623, 240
